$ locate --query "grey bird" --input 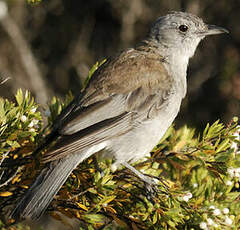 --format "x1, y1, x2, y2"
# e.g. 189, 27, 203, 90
11, 11, 228, 221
